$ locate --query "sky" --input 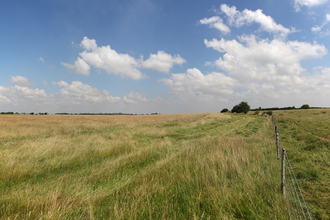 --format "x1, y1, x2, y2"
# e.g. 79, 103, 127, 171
1, 0, 330, 114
